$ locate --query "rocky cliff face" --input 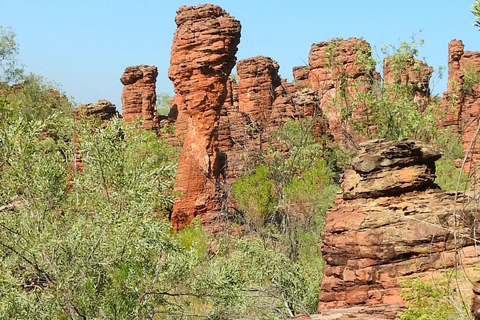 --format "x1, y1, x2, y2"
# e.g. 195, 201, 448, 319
440, 40, 480, 172
308, 38, 377, 145
168, 4, 241, 230
318, 139, 480, 318
216, 56, 326, 185
120, 65, 159, 130
383, 56, 433, 98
